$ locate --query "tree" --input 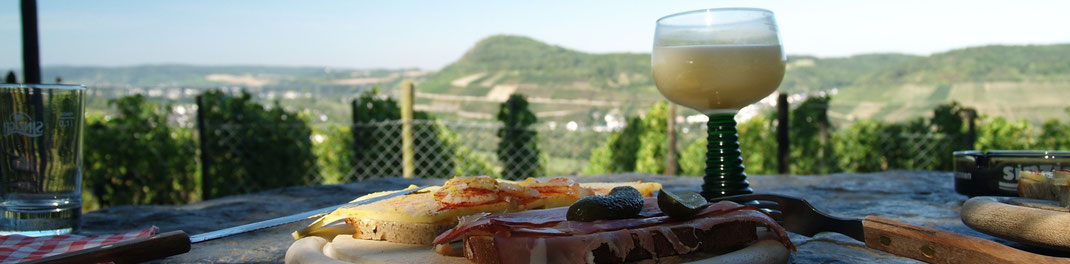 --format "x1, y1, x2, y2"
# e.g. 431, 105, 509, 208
929, 101, 974, 170
198, 90, 318, 198
832, 120, 887, 172
738, 114, 779, 175
975, 116, 1034, 151
84, 95, 197, 209
584, 116, 643, 175
789, 95, 836, 174
497, 94, 541, 179
635, 102, 678, 174
4, 71, 15, 83
349, 87, 455, 179
1037, 119, 1070, 150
